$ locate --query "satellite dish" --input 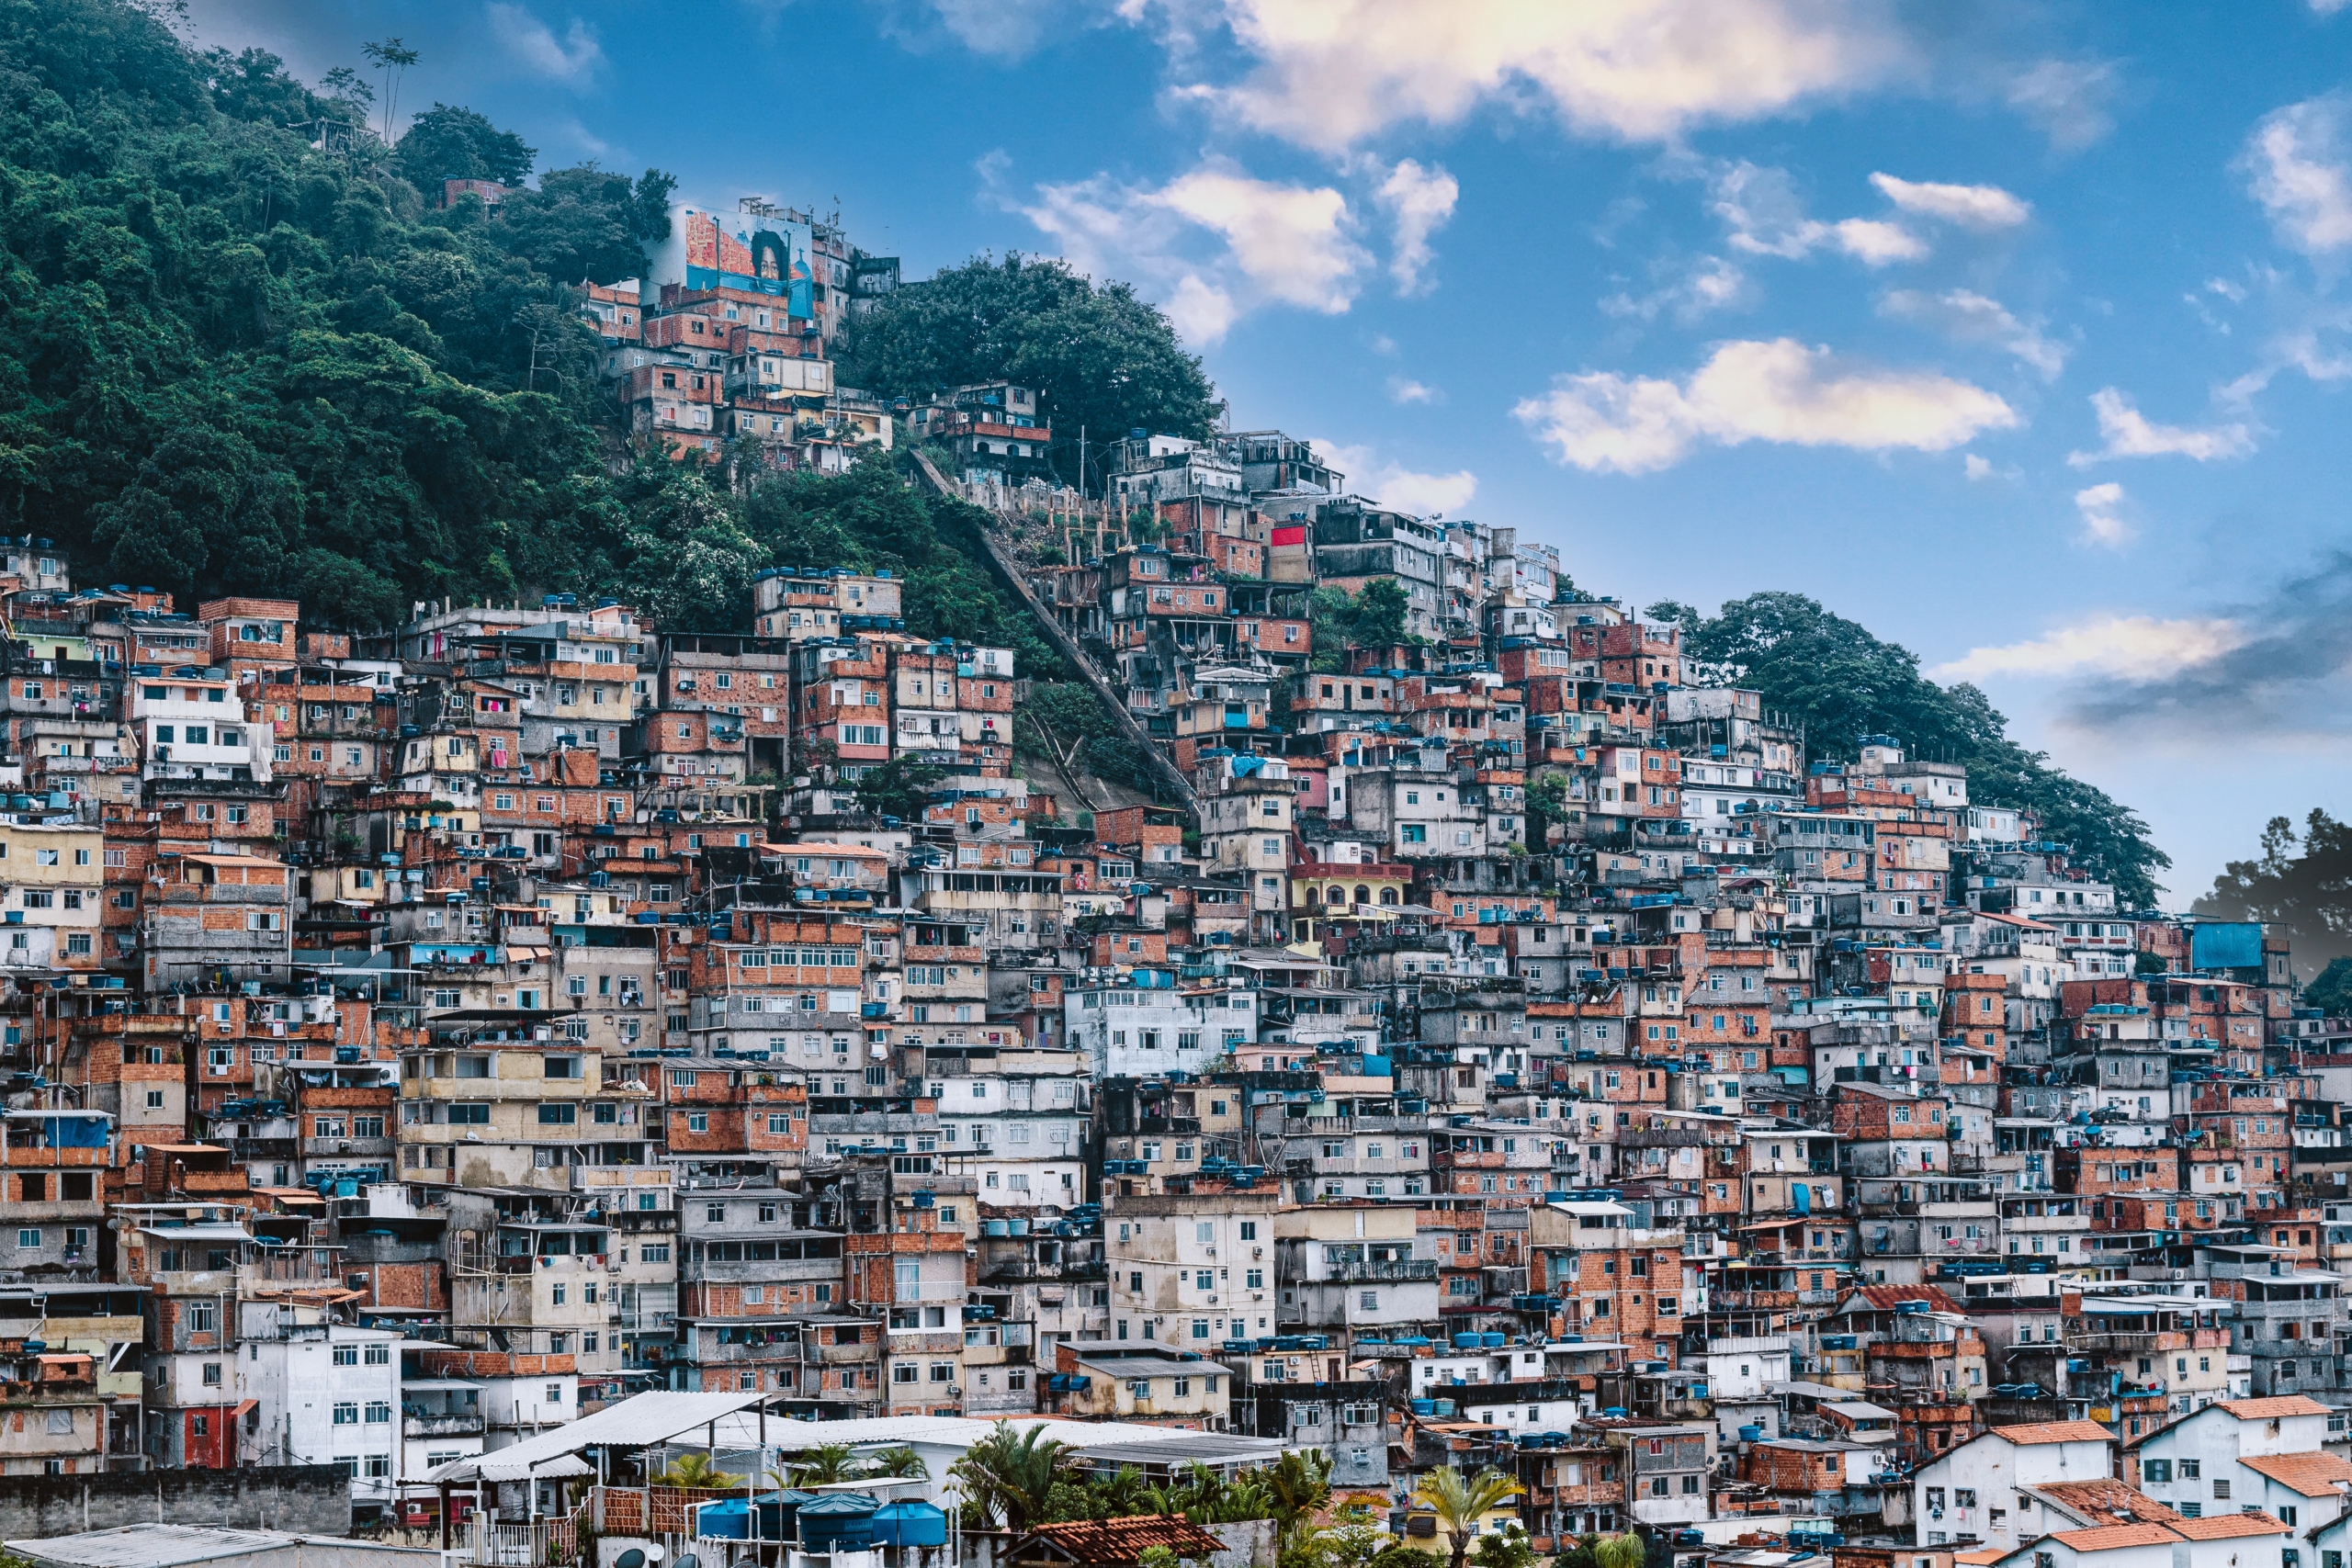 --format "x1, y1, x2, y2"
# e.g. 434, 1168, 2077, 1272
645, 1548, 666, 1563
618, 1551, 647, 1568
674, 1554, 700, 1568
